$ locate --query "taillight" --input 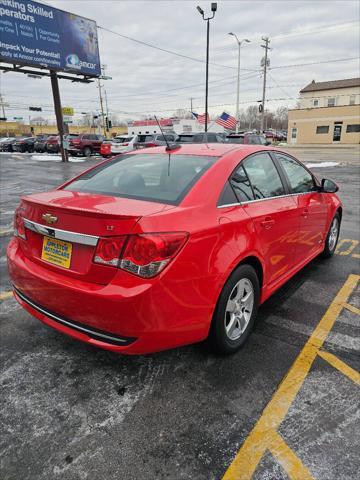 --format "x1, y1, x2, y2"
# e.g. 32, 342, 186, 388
122, 143, 129, 147
72, 139, 81, 145
146, 142, 157, 148
14, 210, 26, 240
93, 236, 126, 266
120, 232, 188, 278
93, 232, 188, 277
